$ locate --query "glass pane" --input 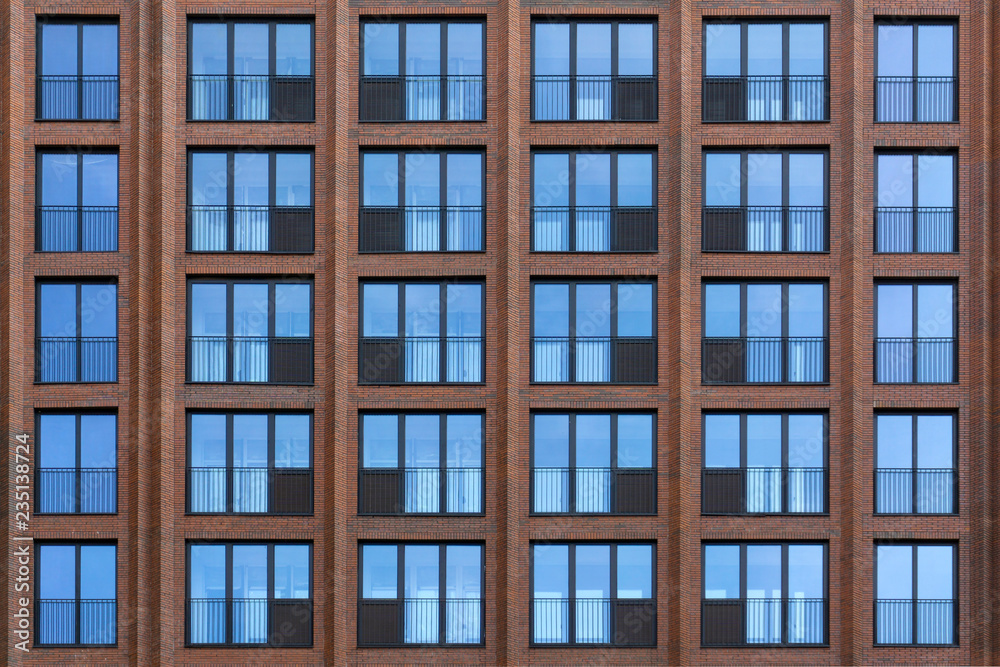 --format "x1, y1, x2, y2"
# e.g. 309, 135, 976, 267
448, 24, 482, 76
275, 415, 310, 467
233, 284, 269, 337
447, 154, 482, 206
82, 154, 118, 207
704, 24, 741, 76
275, 154, 312, 206
404, 414, 440, 467
363, 414, 399, 467
274, 545, 310, 598
234, 24, 269, 75
877, 25, 913, 77
80, 414, 116, 468
618, 414, 654, 468
877, 545, 913, 598
40, 284, 77, 336
704, 284, 741, 337
190, 544, 227, 598
533, 545, 569, 597
917, 26, 953, 77
39, 545, 76, 598
577, 24, 611, 76
39, 414, 76, 468
42, 25, 78, 75
275, 284, 311, 337
534, 25, 569, 75
787, 414, 824, 468
916, 545, 953, 598
575, 545, 610, 597
618, 284, 653, 336
363, 284, 398, 336
190, 153, 228, 206
575, 154, 611, 206
233, 414, 268, 467
406, 24, 440, 75
363, 154, 399, 206
191, 24, 228, 75
404, 153, 440, 206
233, 153, 268, 206
877, 284, 913, 337
746, 284, 782, 337
405, 284, 440, 336
704, 545, 740, 598
916, 415, 953, 469
704, 414, 740, 468
576, 415, 611, 467
363, 24, 399, 75
746, 153, 782, 206
746, 545, 782, 597
787, 545, 824, 597
917, 155, 953, 207
404, 544, 440, 597
190, 414, 227, 467
747, 24, 783, 76
446, 415, 482, 467
446, 545, 481, 600
916, 285, 953, 338
618, 24, 654, 76
704, 154, 741, 206
788, 24, 824, 75
363, 545, 398, 598
534, 284, 569, 336
617, 545, 653, 598
618, 154, 654, 206
40, 154, 78, 206
533, 154, 570, 206
575, 284, 611, 336
788, 154, 824, 206
746, 415, 781, 467
877, 415, 913, 468
534, 415, 569, 468
232, 545, 268, 599
191, 284, 227, 336
877, 155, 914, 208
276, 24, 311, 76
82, 25, 118, 76
80, 545, 116, 599
788, 284, 824, 337
80, 284, 117, 337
